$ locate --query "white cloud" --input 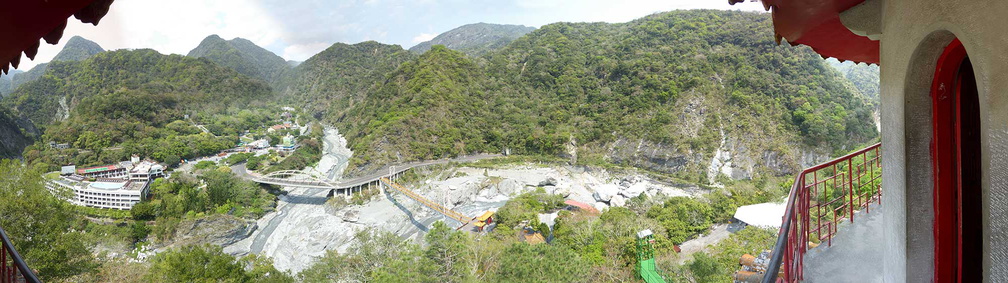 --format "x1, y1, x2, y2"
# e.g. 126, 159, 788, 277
18, 0, 285, 69
411, 33, 436, 44
14, 0, 769, 70
282, 42, 331, 62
